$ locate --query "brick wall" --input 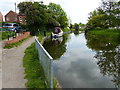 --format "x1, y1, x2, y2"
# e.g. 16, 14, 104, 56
5, 32, 30, 46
